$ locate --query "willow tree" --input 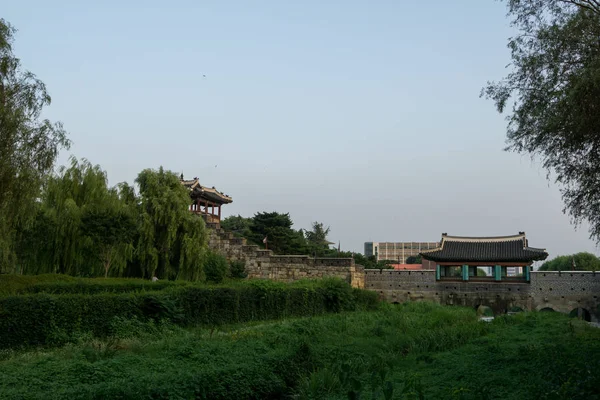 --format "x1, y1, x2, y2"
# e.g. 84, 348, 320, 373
483, 1, 600, 241
0, 19, 69, 271
135, 167, 208, 280
16, 158, 134, 277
